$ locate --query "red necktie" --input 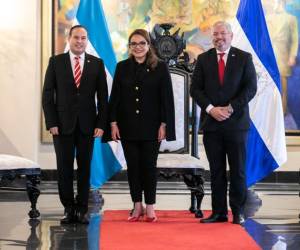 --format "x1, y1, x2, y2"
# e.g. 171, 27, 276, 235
218, 53, 225, 85
74, 56, 82, 88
